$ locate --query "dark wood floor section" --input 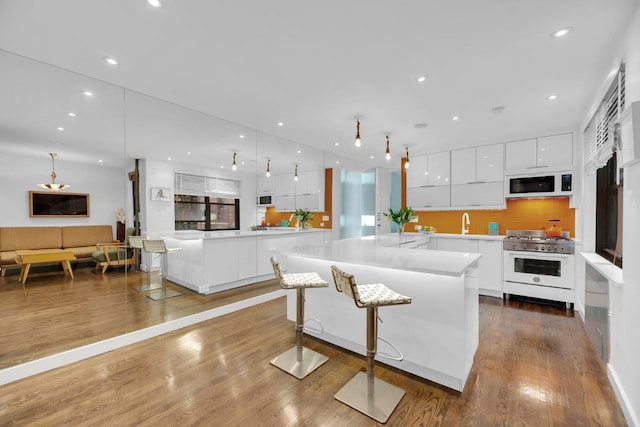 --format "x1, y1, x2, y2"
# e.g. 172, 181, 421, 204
0, 294, 627, 426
